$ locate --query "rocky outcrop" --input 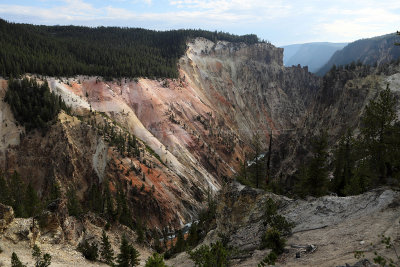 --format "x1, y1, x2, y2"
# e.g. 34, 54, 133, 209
0, 203, 14, 233
167, 184, 400, 267
215, 182, 291, 252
